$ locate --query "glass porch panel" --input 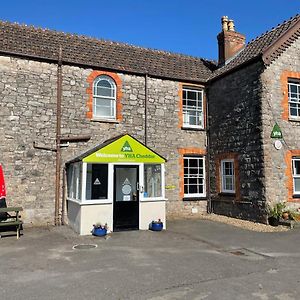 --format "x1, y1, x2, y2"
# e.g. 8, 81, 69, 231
85, 164, 108, 200
115, 167, 138, 202
144, 164, 162, 198
66, 163, 82, 201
